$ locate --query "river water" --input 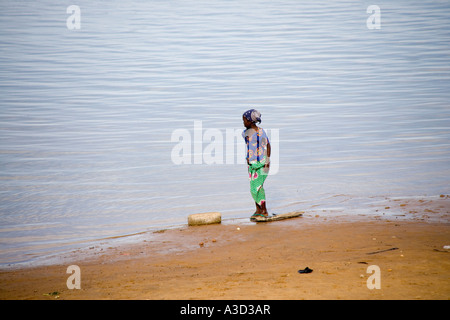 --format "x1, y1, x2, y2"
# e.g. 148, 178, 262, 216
0, 0, 449, 266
